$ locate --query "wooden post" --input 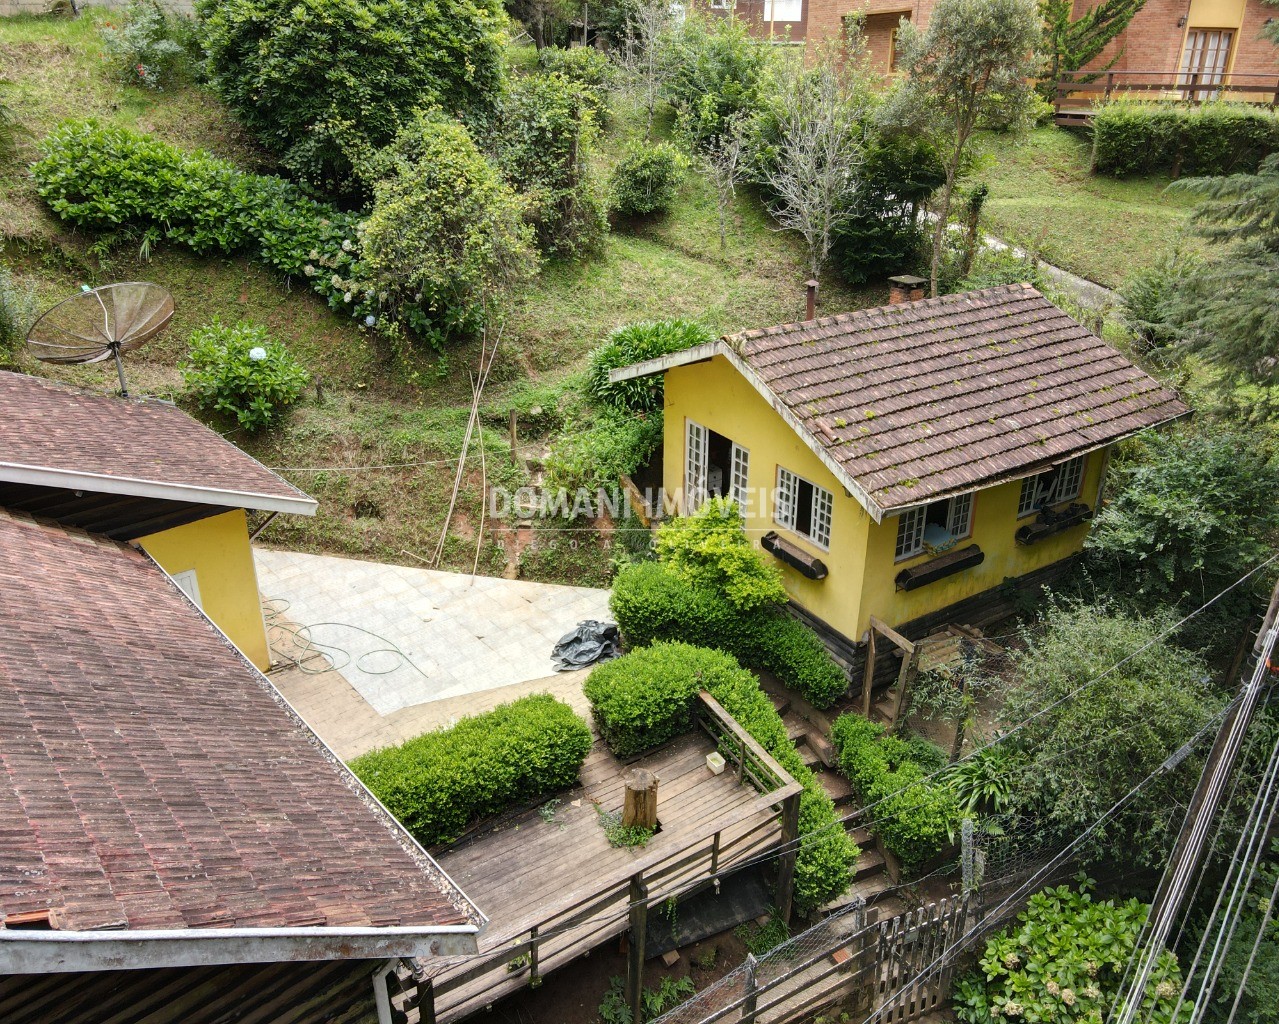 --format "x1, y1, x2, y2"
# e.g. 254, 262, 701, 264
741, 954, 759, 1024
529, 925, 540, 986
888, 646, 920, 735
948, 673, 968, 764
623, 769, 659, 829
861, 628, 877, 717
419, 978, 437, 1024
1104, 70, 1114, 100
710, 830, 721, 876
627, 873, 649, 1024
775, 790, 801, 926
509, 409, 519, 465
